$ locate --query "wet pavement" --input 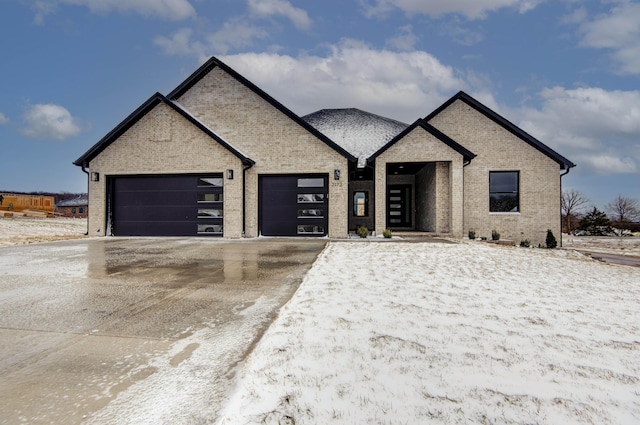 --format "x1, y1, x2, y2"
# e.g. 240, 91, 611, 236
579, 251, 640, 267
0, 237, 326, 424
